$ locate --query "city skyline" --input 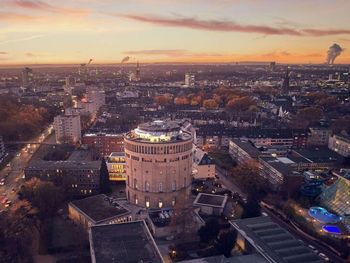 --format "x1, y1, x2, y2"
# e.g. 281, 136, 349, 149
1, 0, 350, 65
